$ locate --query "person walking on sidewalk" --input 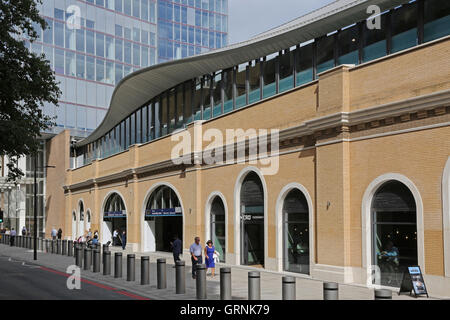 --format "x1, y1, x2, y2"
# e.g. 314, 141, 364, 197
21, 226, 27, 236
190, 236, 203, 279
121, 230, 127, 250
171, 235, 182, 263
204, 240, 217, 278
51, 227, 57, 240
113, 229, 118, 246
57, 228, 62, 240
10, 228, 16, 246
